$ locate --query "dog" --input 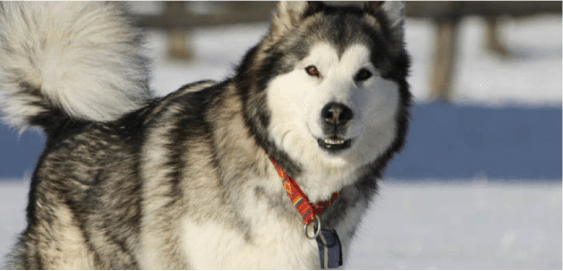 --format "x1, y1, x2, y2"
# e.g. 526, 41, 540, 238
0, 1, 411, 269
